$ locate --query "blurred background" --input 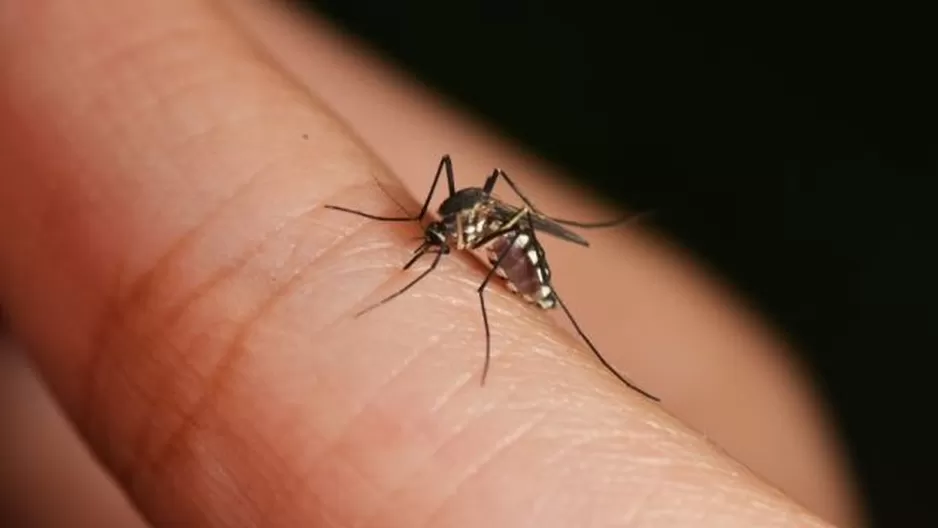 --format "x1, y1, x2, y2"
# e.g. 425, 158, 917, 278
294, 1, 933, 526
2, 1, 933, 526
